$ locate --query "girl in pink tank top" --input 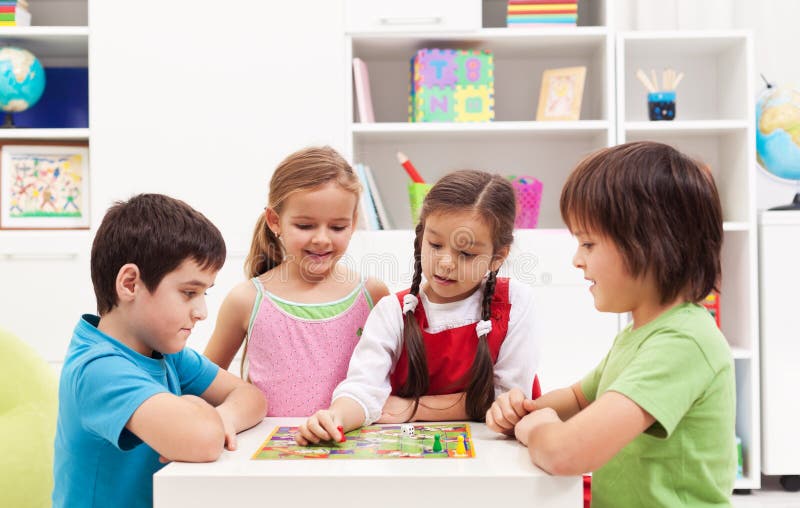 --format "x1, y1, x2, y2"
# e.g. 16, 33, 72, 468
204, 146, 389, 416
